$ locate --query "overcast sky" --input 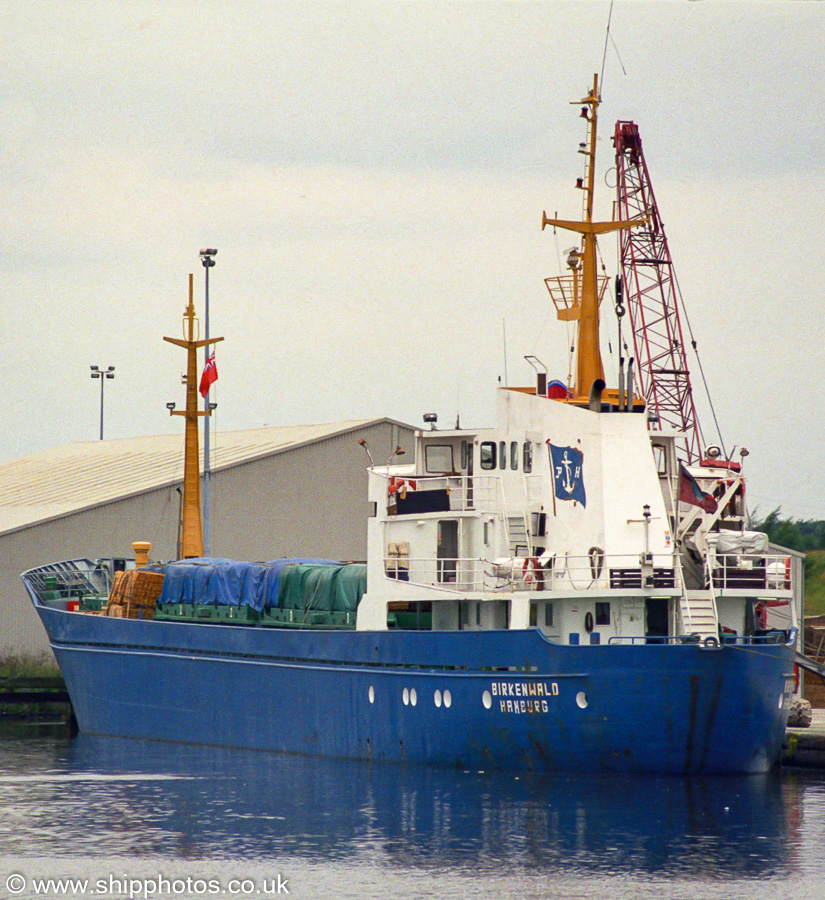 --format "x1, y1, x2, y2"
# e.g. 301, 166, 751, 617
1, 1, 823, 519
